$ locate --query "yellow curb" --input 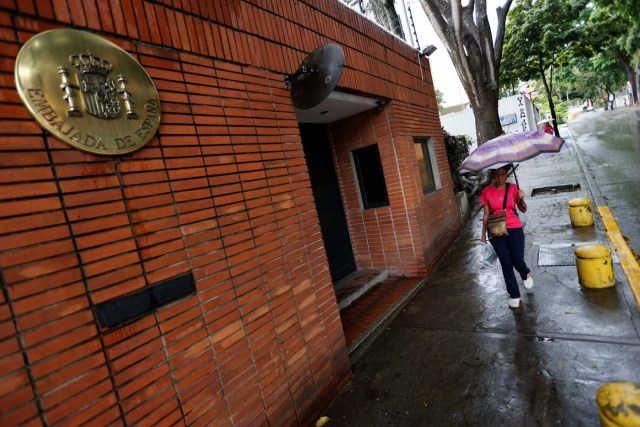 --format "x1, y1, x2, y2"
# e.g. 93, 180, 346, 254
599, 206, 620, 232
598, 206, 640, 310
